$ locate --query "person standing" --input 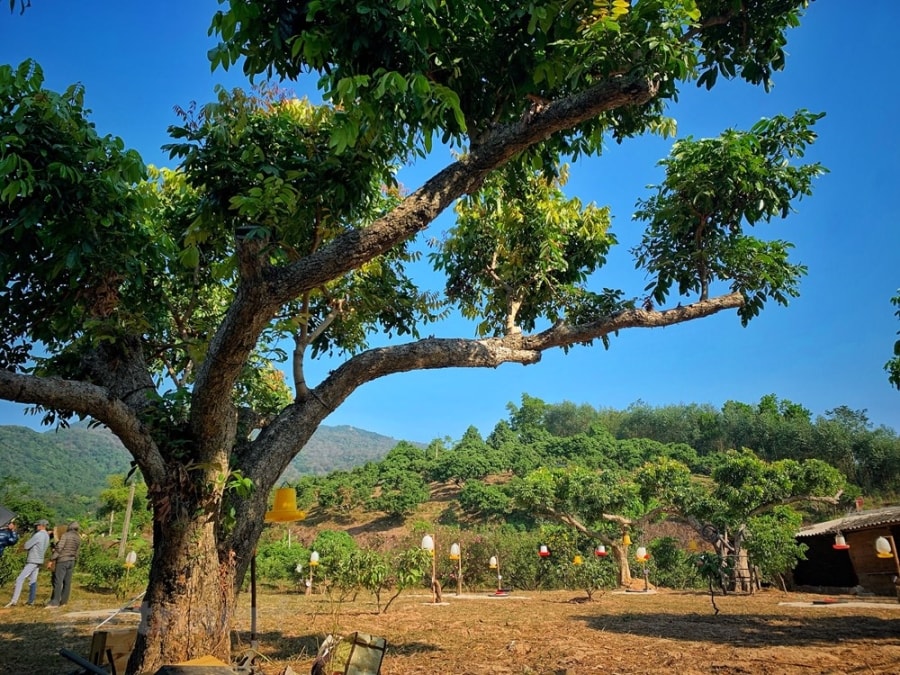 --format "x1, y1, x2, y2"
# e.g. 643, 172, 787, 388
5, 519, 51, 607
0, 520, 18, 556
46, 521, 81, 608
